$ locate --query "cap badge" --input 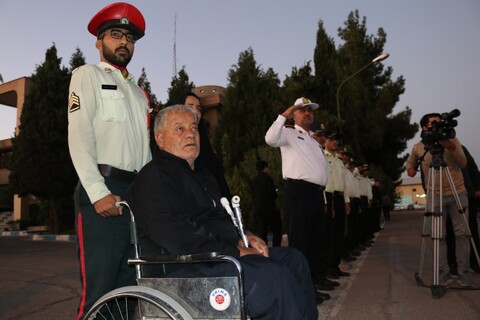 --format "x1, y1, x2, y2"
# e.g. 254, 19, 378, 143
302, 97, 309, 104
120, 17, 130, 25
